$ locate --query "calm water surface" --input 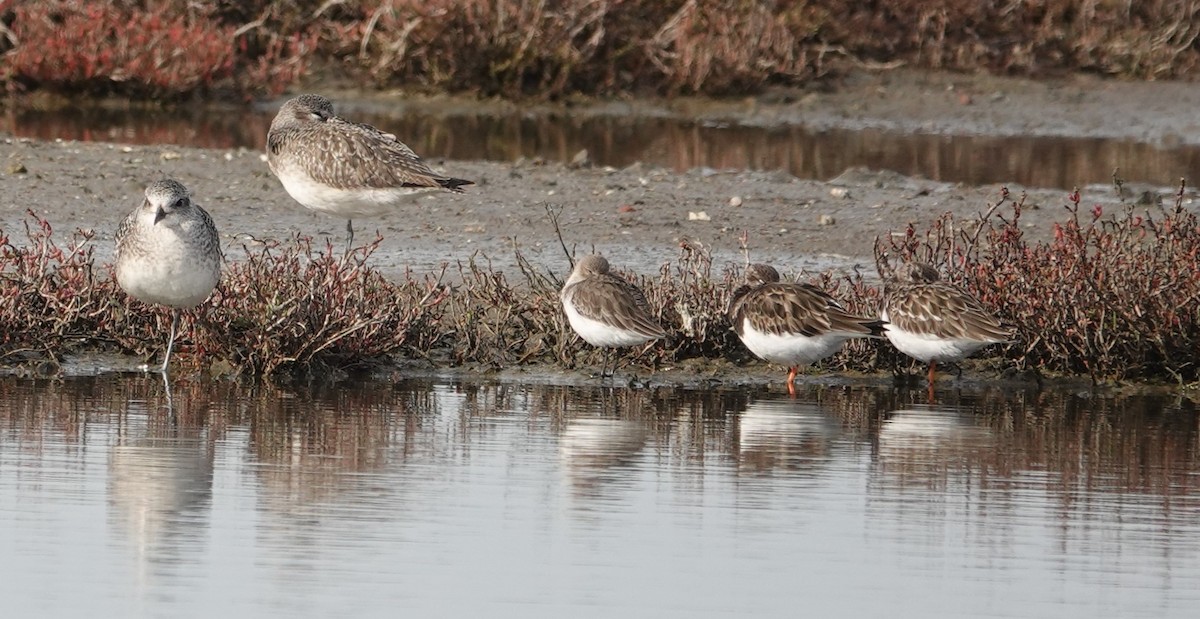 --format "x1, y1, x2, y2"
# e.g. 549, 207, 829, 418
1, 375, 1198, 618
5, 104, 1200, 190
